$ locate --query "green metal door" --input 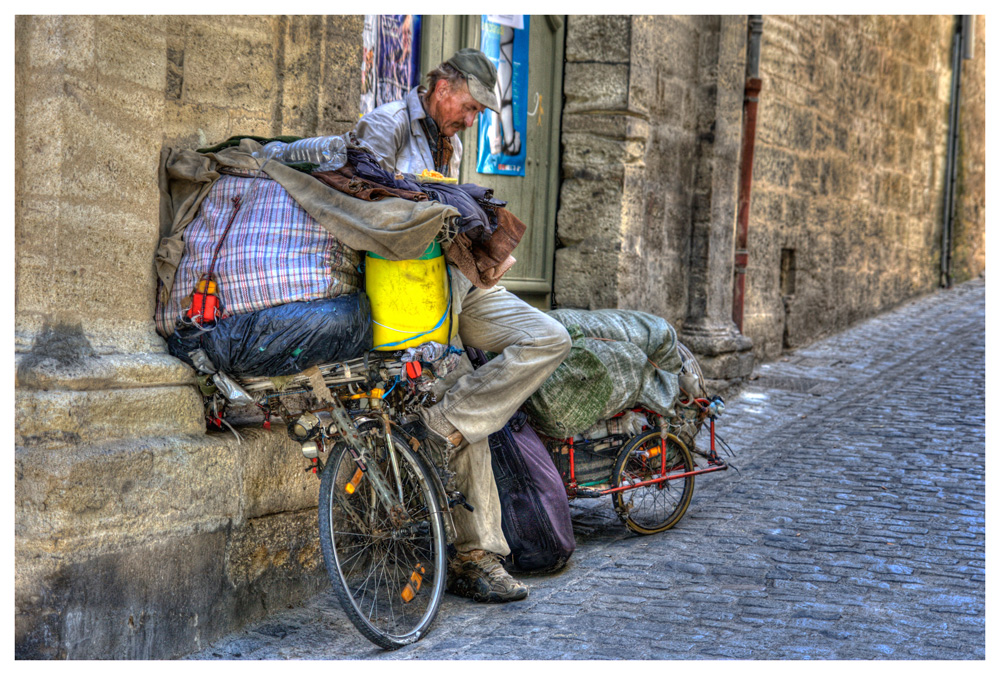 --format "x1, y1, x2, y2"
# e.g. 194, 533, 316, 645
419, 15, 565, 309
